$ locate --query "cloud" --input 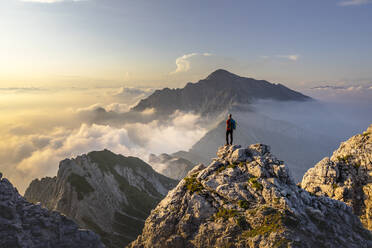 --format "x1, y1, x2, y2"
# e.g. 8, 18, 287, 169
277, 54, 300, 61
259, 54, 300, 62
111, 87, 154, 99
310, 84, 372, 91
1, 110, 207, 193
339, 0, 372, 6
170, 53, 213, 74
0, 87, 45, 94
